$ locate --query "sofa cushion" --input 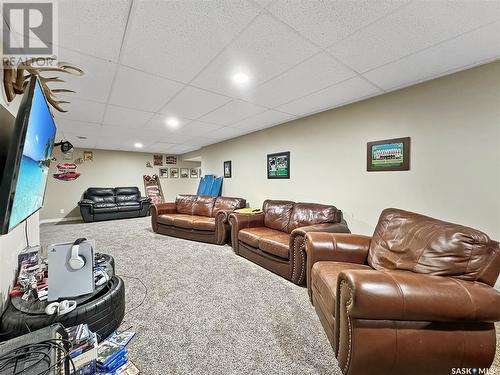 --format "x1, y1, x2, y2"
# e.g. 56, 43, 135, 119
157, 214, 191, 226
262, 200, 294, 232
173, 215, 209, 229
368, 208, 493, 282
115, 187, 140, 202
311, 262, 371, 319
212, 197, 246, 217
259, 232, 290, 259
117, 202, 141, 211
93, 202, 118, 213
176, 195, 196, 214
238, 227, 283, 248
287, 203, 338, 233
192, 196, 216, 217
192, 217, 216, 231
86, 188, 115, 203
